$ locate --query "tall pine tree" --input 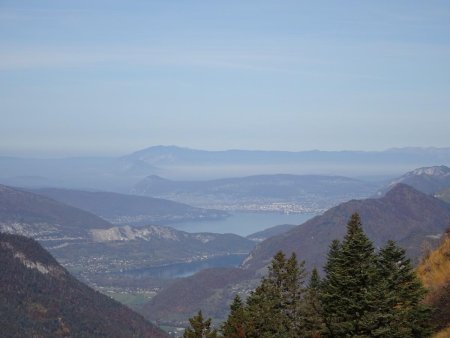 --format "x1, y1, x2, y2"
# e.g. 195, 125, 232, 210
320, 213, 379, 337
321, 214, 431, 337
303, 267, 324, 337
183, 311, 218, 338
245, 251, 307, 338
373, 240, 431, 337
221, 295, 248, 338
